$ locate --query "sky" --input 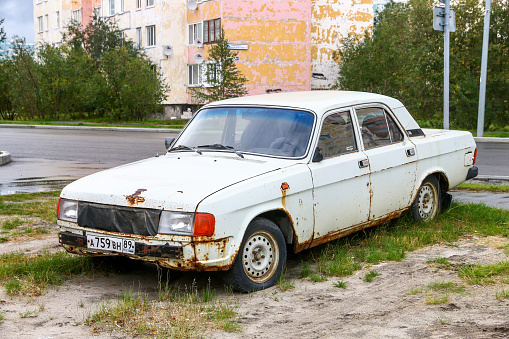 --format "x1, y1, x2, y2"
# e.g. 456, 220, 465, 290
0, 0, 35, 43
